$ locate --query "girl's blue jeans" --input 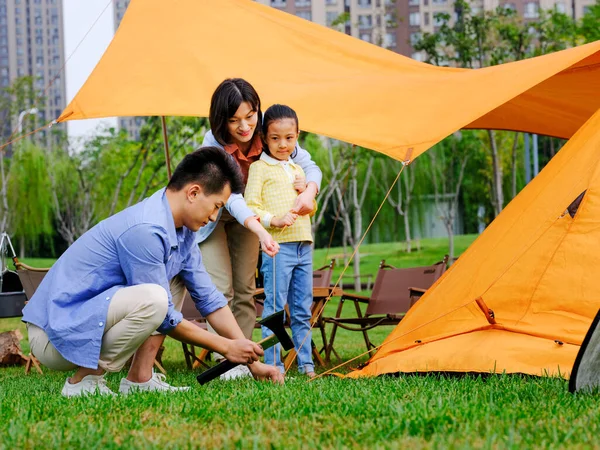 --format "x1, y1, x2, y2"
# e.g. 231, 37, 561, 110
260, 241, 314, 374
